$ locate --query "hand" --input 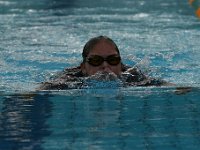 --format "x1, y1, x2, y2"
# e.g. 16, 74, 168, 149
175, 87, 192, 95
